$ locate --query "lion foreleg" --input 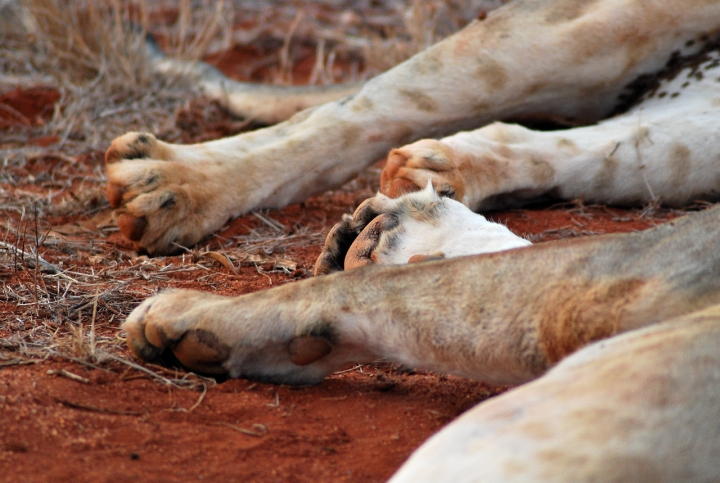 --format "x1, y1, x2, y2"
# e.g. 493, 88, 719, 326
123, 206, 720, 385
